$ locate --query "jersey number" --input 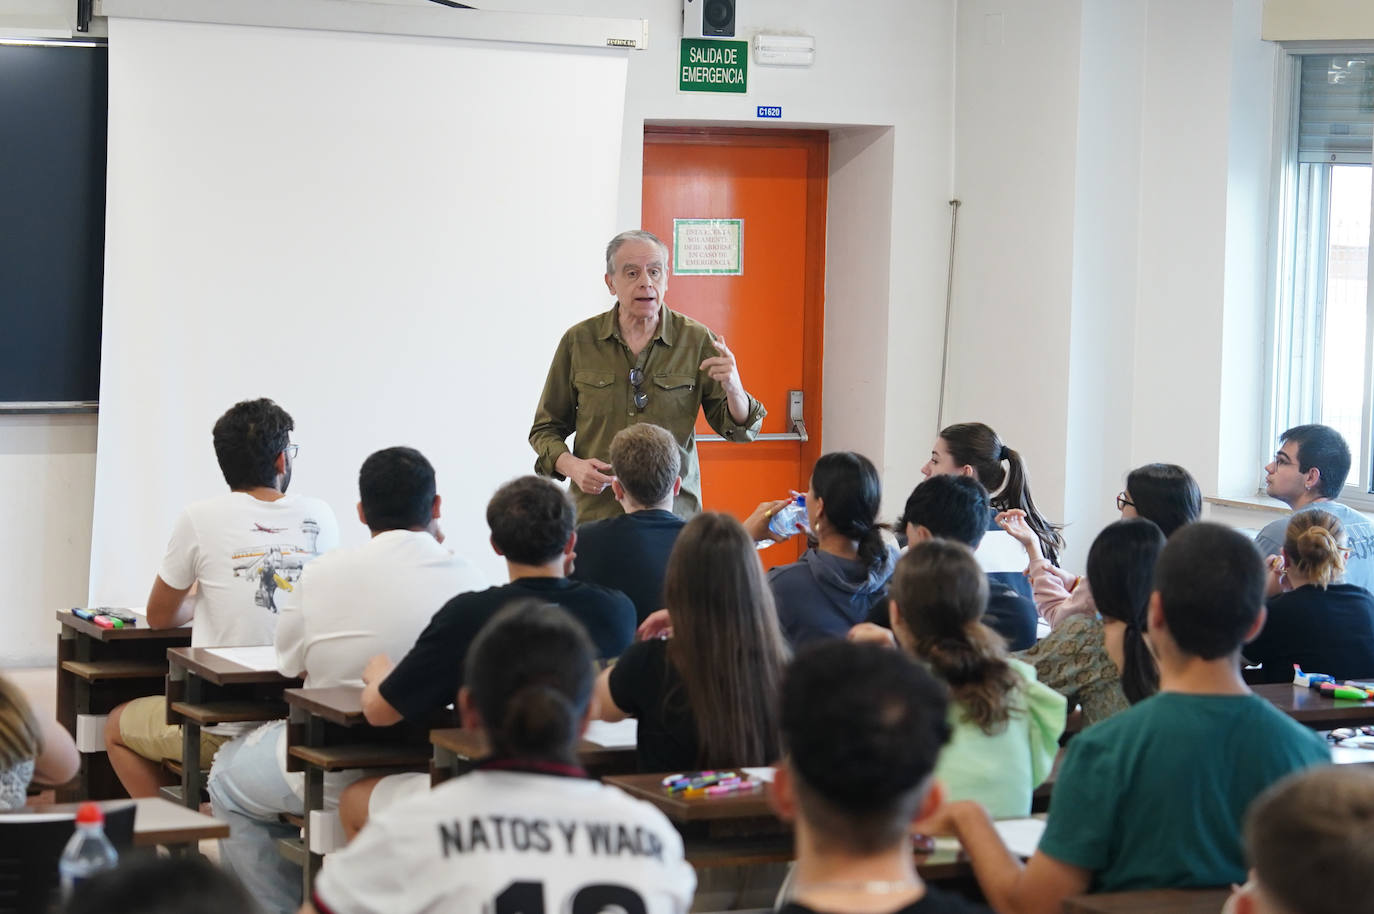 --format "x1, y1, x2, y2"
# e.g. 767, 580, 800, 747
494, 880, 647, 914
